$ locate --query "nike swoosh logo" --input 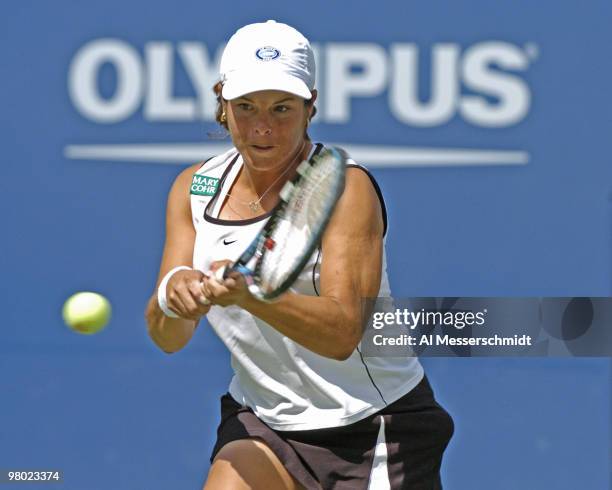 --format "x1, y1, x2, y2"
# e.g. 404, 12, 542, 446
223, 239, 237, 245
